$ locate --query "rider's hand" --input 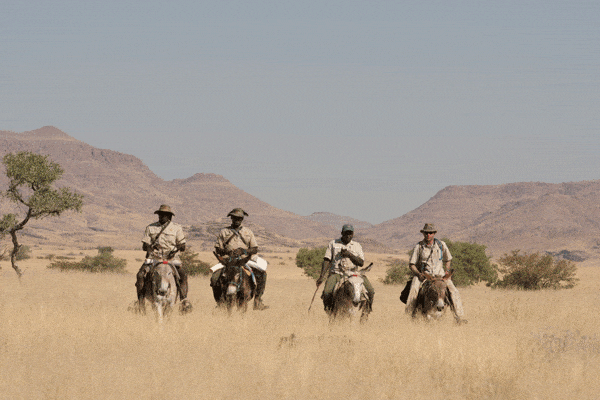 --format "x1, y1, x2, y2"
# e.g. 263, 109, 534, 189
316, 277, 323, 286
418, 273, 426, 282
231, 248, 245, 257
